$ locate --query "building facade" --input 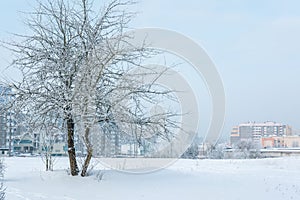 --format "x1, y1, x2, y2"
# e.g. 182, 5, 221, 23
0, 85, 40, 156
262, 136, 300, 148
91, 123, 121, 157
230, 121, 293, 148
0, 85, 13, 155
